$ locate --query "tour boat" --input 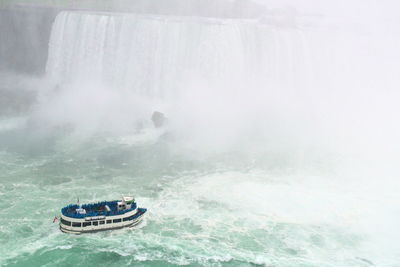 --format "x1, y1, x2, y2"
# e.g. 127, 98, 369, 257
59, 196, 147, 234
